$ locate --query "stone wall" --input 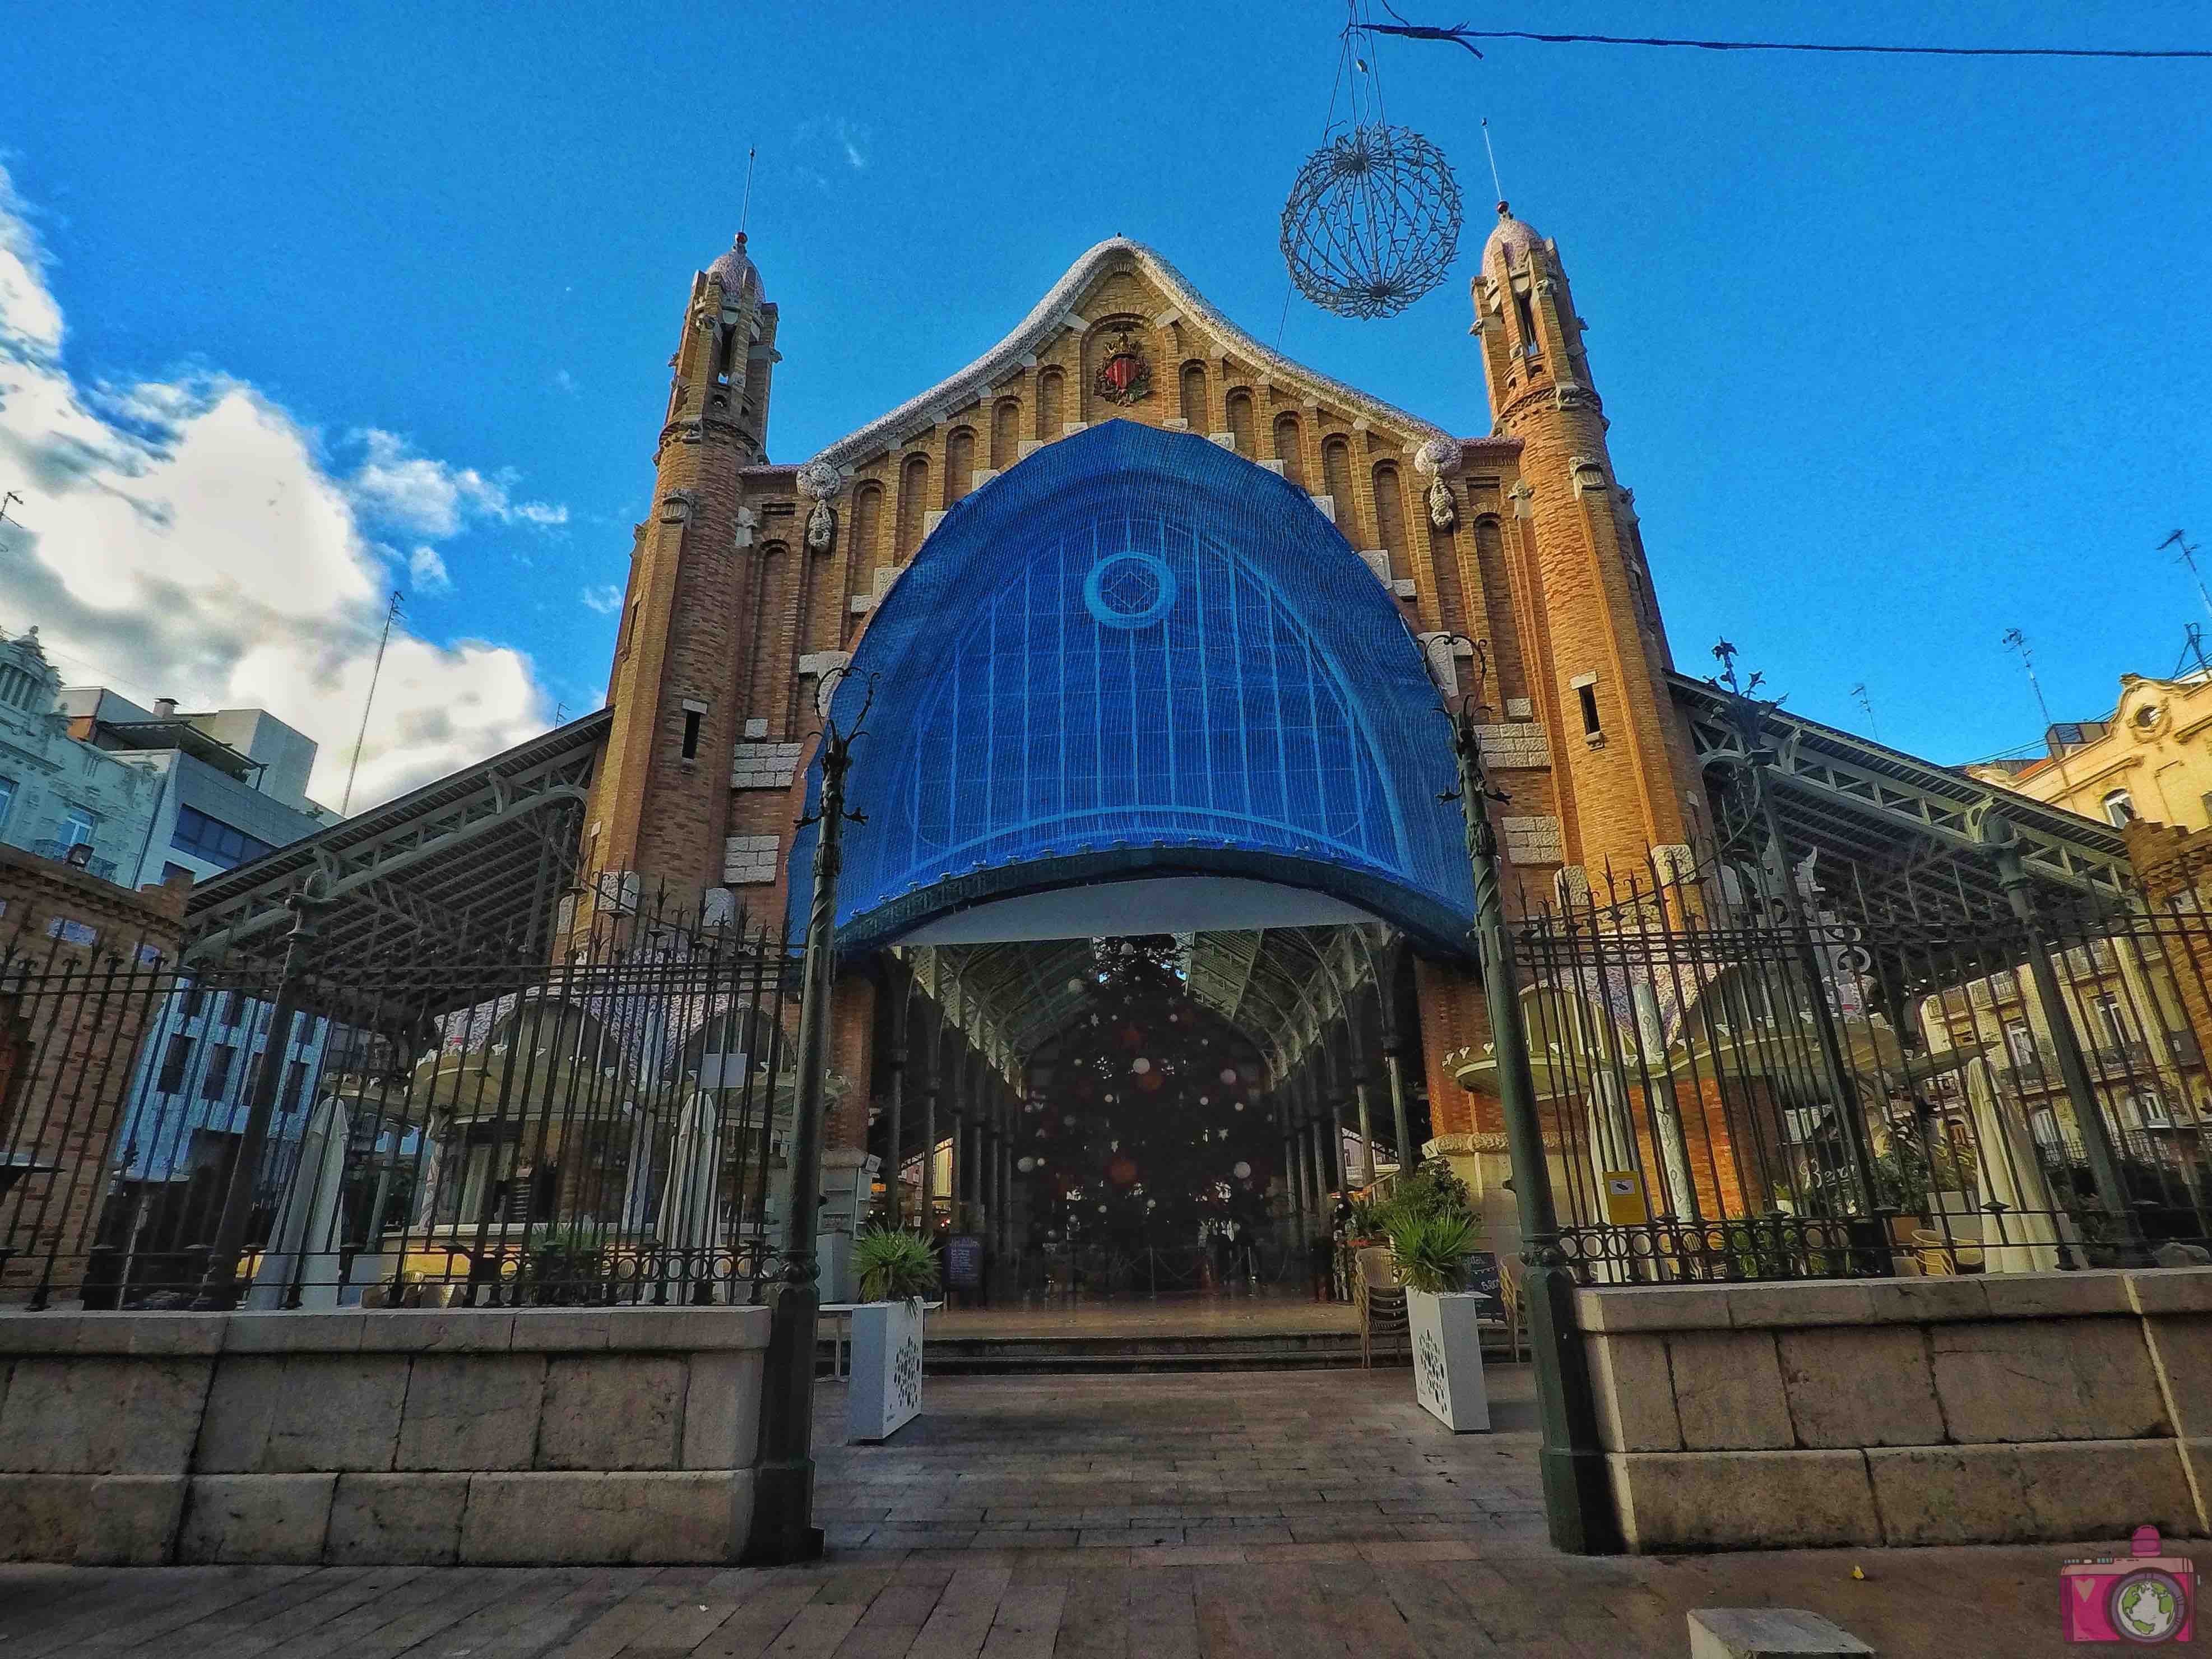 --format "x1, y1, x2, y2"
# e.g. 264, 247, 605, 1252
1580, 1268, 2212, 1551
0, 1306, 769, 1565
